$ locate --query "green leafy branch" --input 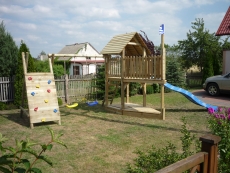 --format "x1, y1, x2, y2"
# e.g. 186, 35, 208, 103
0, 127, 67, 173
